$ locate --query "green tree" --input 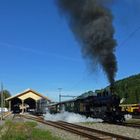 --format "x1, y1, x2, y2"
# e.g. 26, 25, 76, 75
0, 90, 11, 108
114, 74, 140, 104
135, 88, 139, 103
